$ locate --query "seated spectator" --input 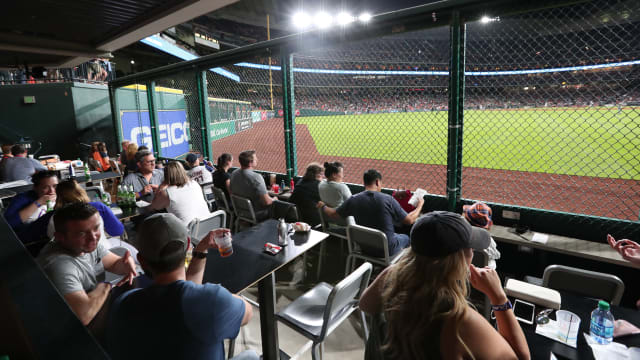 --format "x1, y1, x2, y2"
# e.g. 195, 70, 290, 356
48, 179, 124, 239
359, 212, 530, 360
186, 153, 213, 199
4, 170, 58, 241
118, 140, 130, 165
608, 234, 640, 308
150, 161, 210, 228
91, 142, 111, 172
463, 202, 501, 269
1, 143, 13, 162
122, 150, 164, 203
107, 213, 257, 360
211, 153, 233, 204
230, 150, 276, 221
0, 144, 47, 182
319, 169, 424, 256
37, 203, 137, 326
318, 161, 352, 208
289, 163, 323, 226
123, 143, 138, 176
